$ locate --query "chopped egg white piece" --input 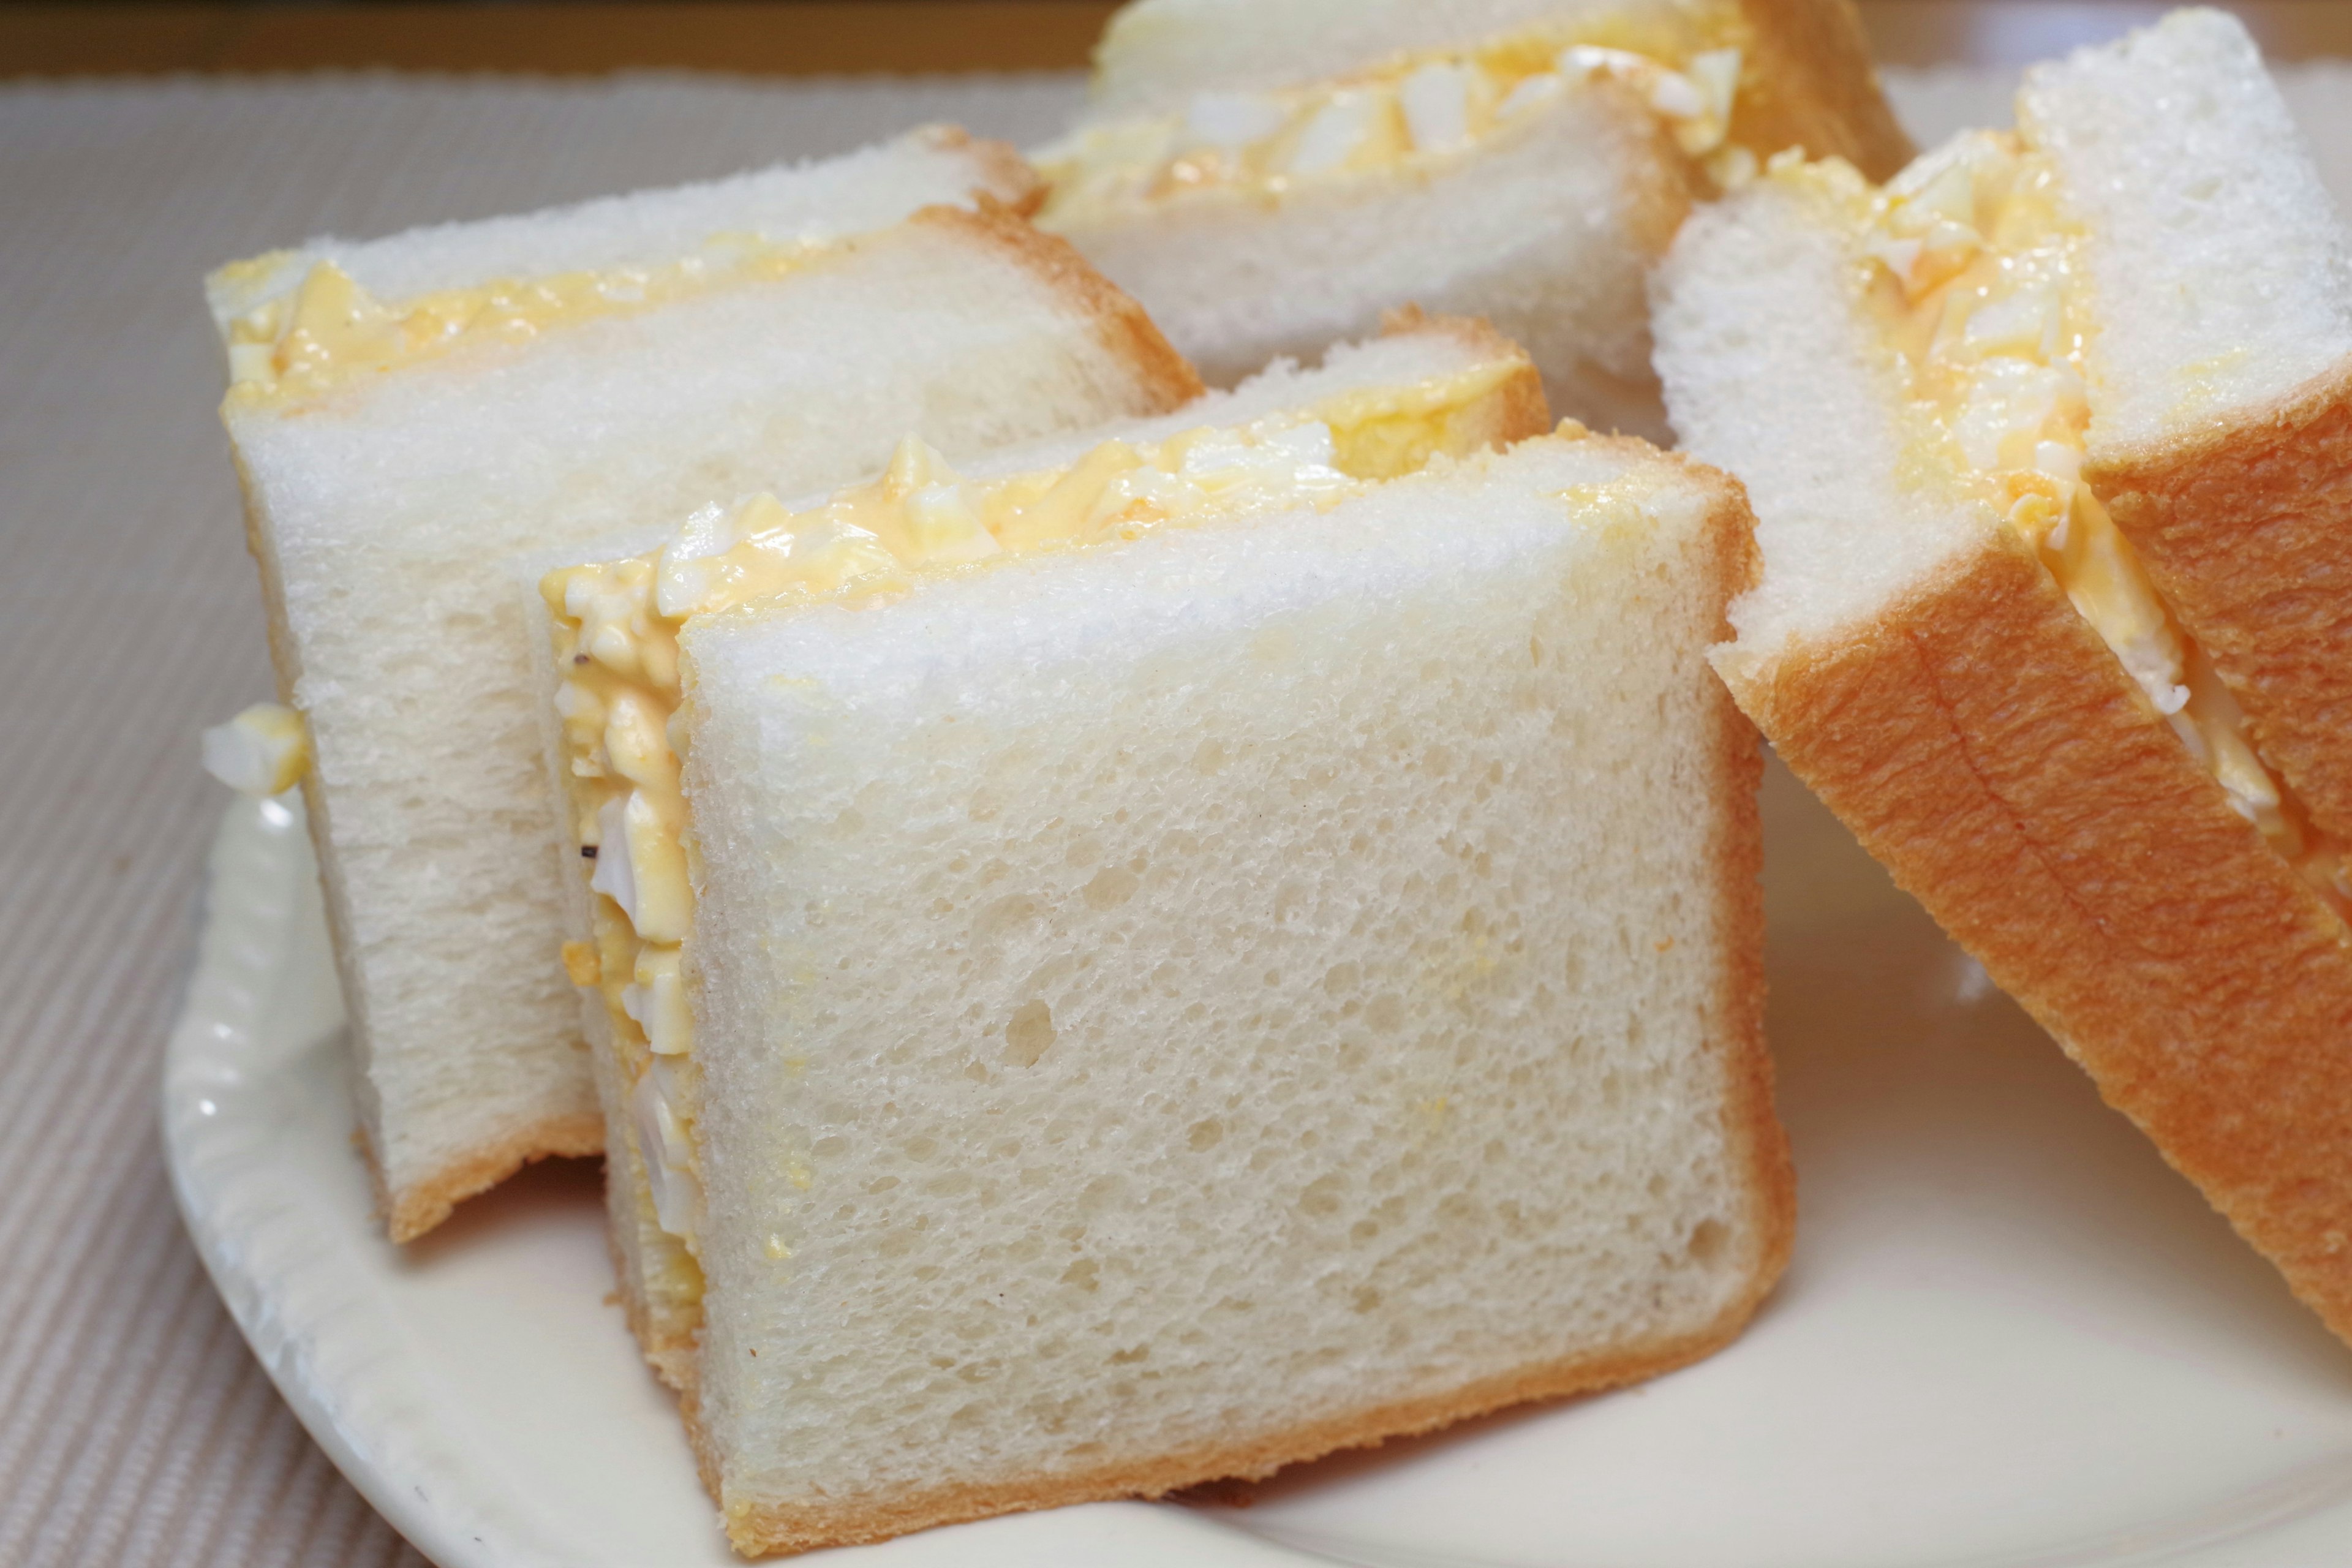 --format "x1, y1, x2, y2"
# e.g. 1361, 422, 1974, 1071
1286, 89, 1392, 176
1399, 62, 1476, 154
588, 794, 639, 926
202, 703, 309, 796
632, 1065, 700, 1243
1182, 90, 1288, 152
1498, 72, 1566, 120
